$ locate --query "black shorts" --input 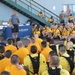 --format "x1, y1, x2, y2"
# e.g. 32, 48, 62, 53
12, 24, 19, 33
